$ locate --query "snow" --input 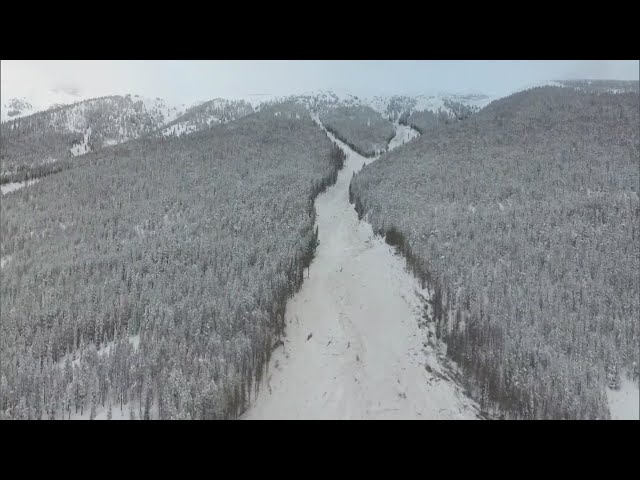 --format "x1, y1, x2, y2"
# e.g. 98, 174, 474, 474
135, 95, 185, 124
240, 93, 284, 108
60, 333, 145, 420
243, 120, 479, 419
388, 123, 419, 150
66, 392, 157, 420
1, 179, 40, 195
161, 121, 197, 137
64, 103, 88, 133
70, 127, 92, 156
607, 376, 639, 420
58, 334, 141, 371
206, 115, 221, 126
503, 80, 565, 98
1, 88, 87, 122
409, 92, 495, 115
